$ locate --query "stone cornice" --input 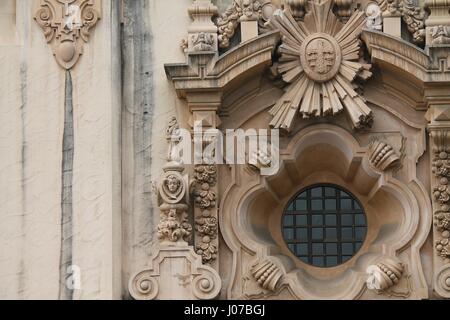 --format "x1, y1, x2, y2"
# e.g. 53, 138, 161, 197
362, 29, 450, 83
165, 30, 280, 98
